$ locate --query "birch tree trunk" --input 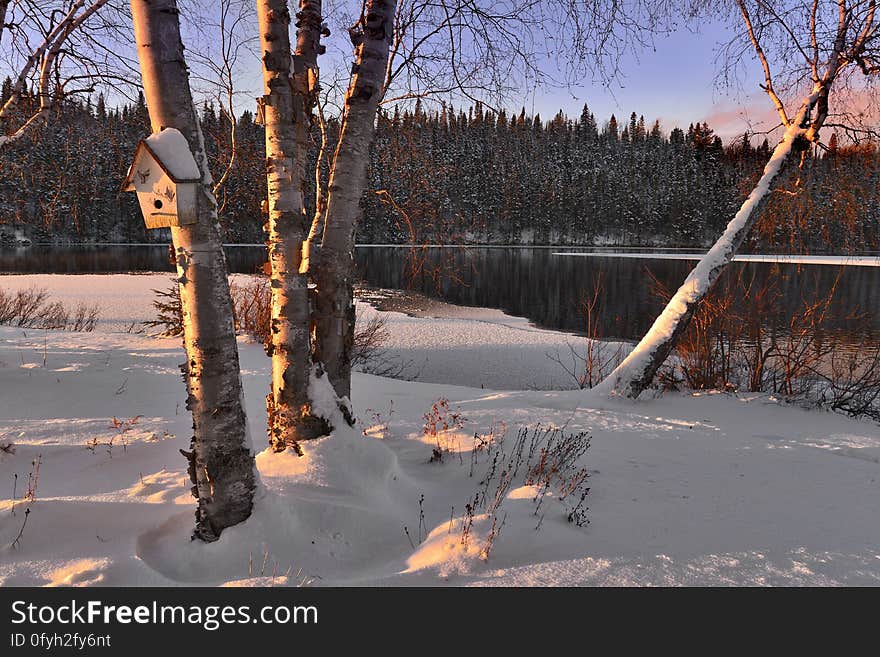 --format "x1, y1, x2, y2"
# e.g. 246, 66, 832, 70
131, 0, 256, 541
0, 1, 10, 44
257, 0, 328, 453
595, 90, 823, 400
312, 0, 396, 402
594, 0, 868, 400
